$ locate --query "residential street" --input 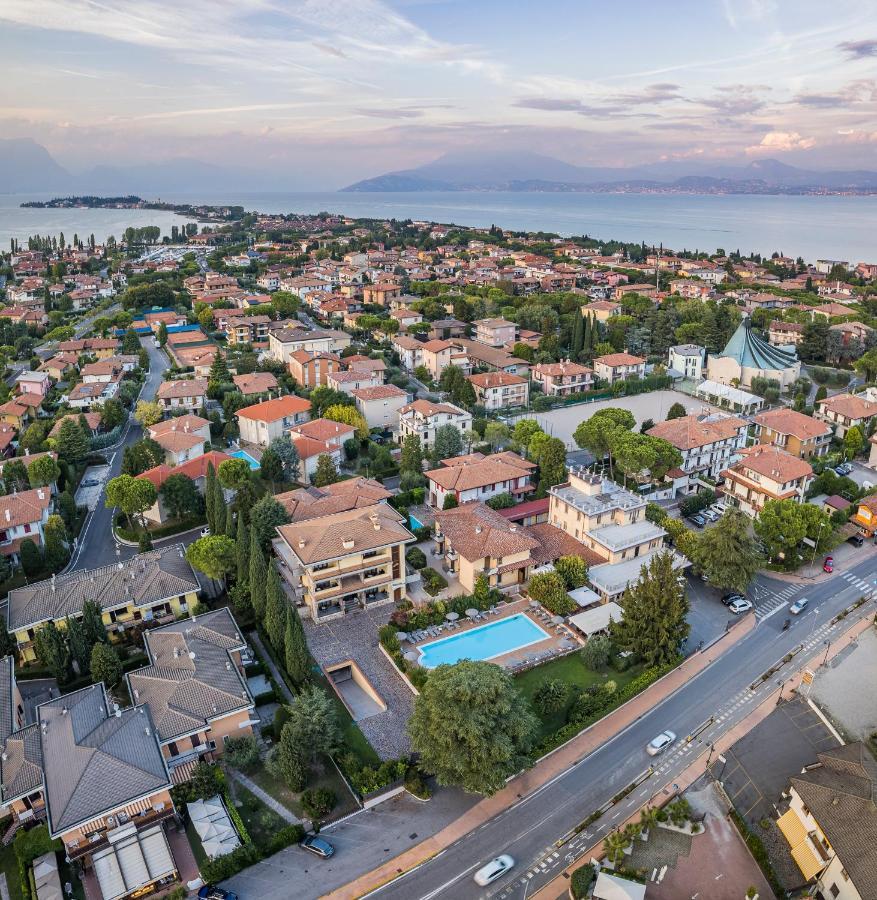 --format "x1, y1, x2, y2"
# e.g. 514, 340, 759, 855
67, 336, 178, 572
358, 560, 877, 900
